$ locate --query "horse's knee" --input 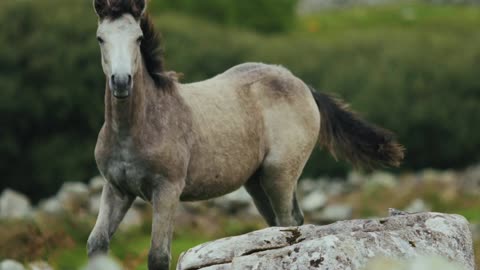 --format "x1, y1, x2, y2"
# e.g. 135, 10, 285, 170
148, 250, 170, 270
87, 233, 109, 257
